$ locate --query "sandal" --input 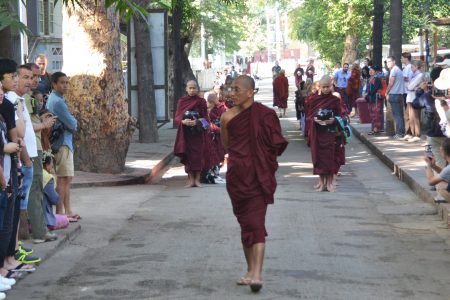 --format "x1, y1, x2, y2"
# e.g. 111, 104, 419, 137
9, 263, 36, 273
249, 280, 263, 293
236, 277, 252, 285
68, 214, 82, 220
